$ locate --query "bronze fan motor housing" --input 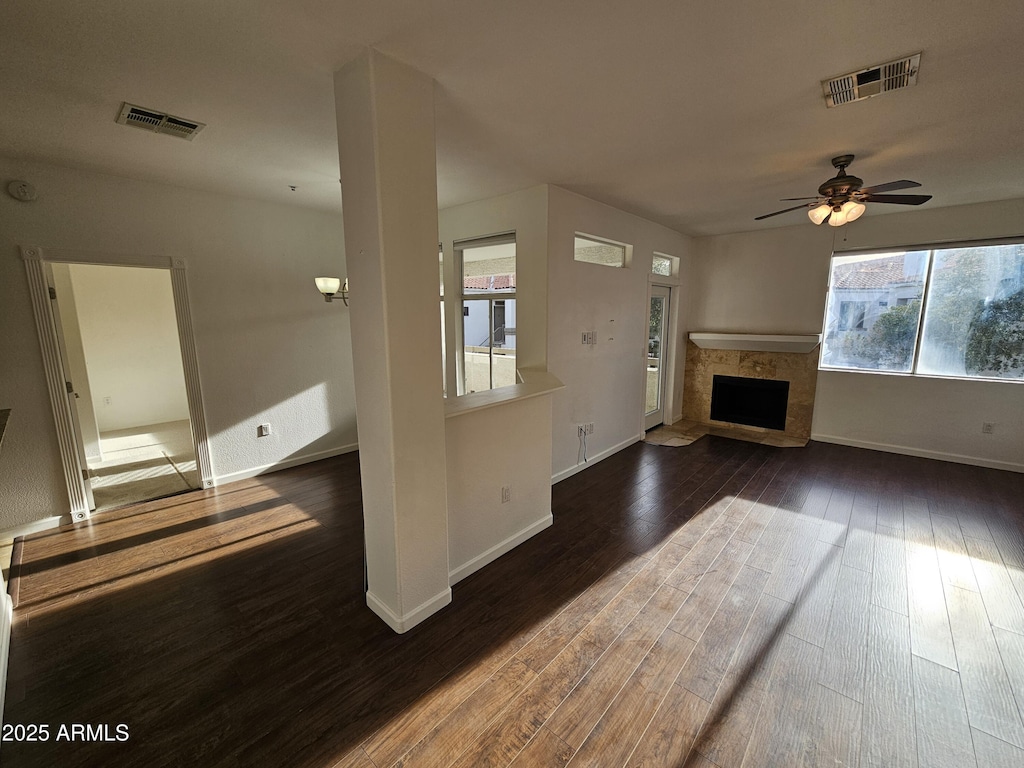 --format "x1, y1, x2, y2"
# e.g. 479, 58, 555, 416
818, 155, 863, 205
